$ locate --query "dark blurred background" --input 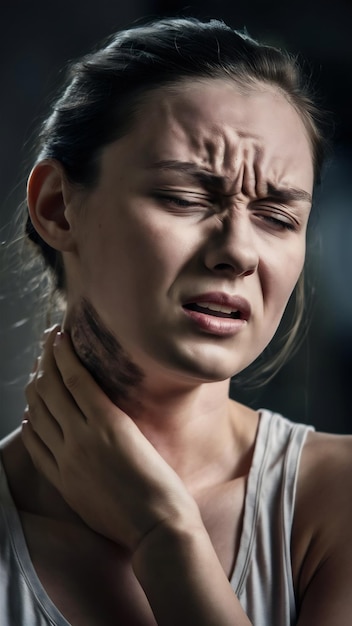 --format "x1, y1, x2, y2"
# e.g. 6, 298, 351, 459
1, 0, 351, 438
